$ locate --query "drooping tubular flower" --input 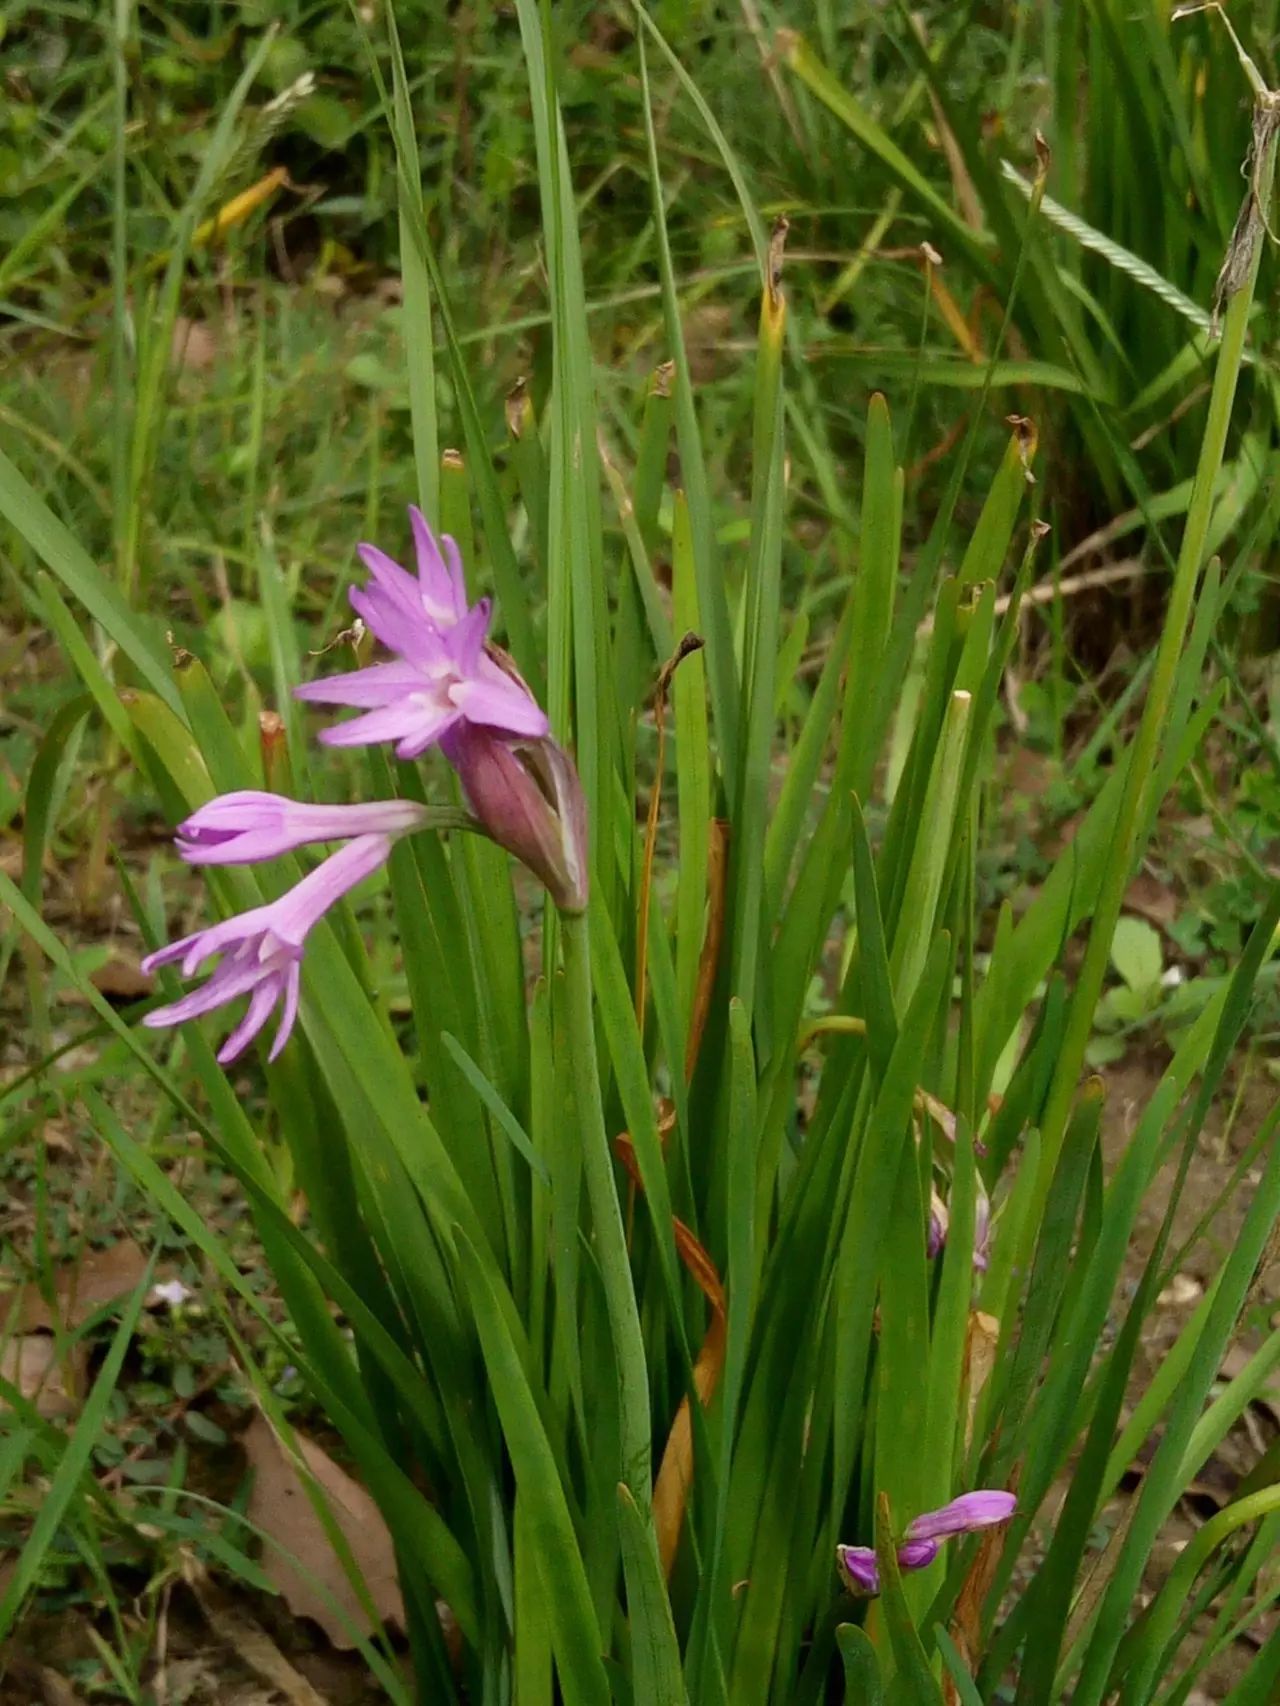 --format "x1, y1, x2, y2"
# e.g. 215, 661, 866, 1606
174, 791, 431, 865
836, 1489, 1015, 1598
142, 834, 392, 1063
